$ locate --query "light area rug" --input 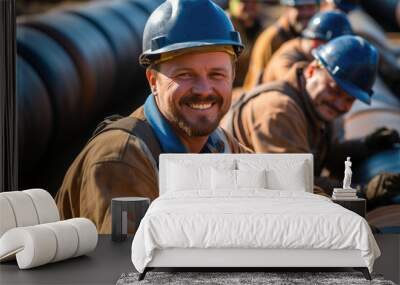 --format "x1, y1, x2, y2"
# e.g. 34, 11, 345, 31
116, 271, 396, 285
